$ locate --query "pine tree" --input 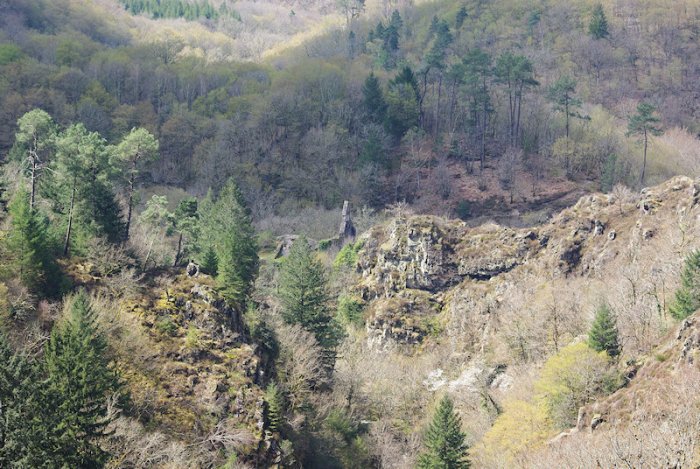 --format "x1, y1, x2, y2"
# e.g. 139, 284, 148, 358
588, 303, 621, 358
43, 291, 120, 467
589, 4, 609, 40
13, 109, 57, 210
418, 395, 470, 469
115, 127, 159, 240
278, 236, 342, 369
627, 102, 662, 186
670, 250, 700, 320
